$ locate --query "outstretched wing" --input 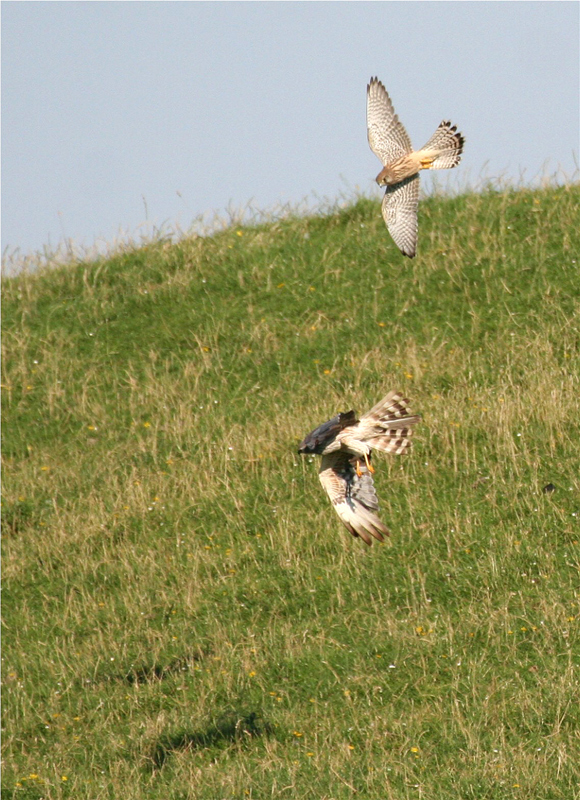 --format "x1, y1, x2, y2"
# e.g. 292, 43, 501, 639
367, 77, 413, 166
381, 174, 420, 258
318, 452, 389, 545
